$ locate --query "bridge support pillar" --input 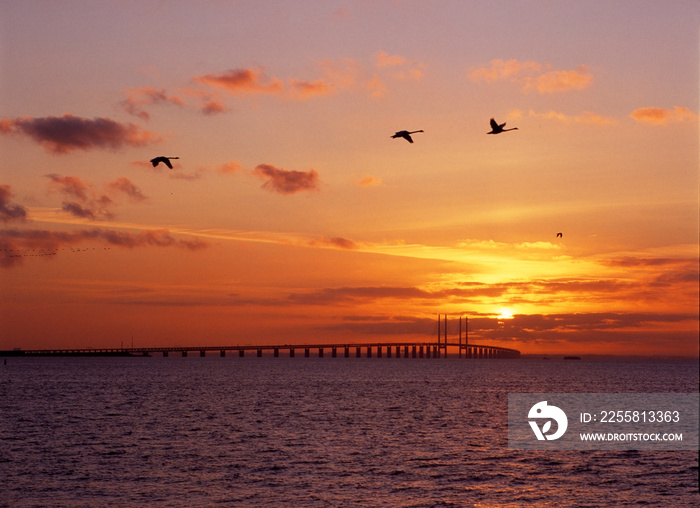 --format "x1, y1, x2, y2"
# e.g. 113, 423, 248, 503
419, 346, 424, 358
377, 346, 382, 358
239, 349, 244, 357
289, 348, 295, 358
386, 346, 391, 358
432, 346, 438, 358
274, 348, 279, 357
163, 351, 168, 357
344, 347, 350, 358
305, 348, 310, 357
318, 348, 324, 358
182, 351, 187, 357
331, 347, 337, 358
200, 350, 206, 357
412, 345, 417, 358
257, 349, 262, 357
366, 346, 372, 358
356, 347, 361, 358
404, 346, 409, 358
220, 350, 226, 357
